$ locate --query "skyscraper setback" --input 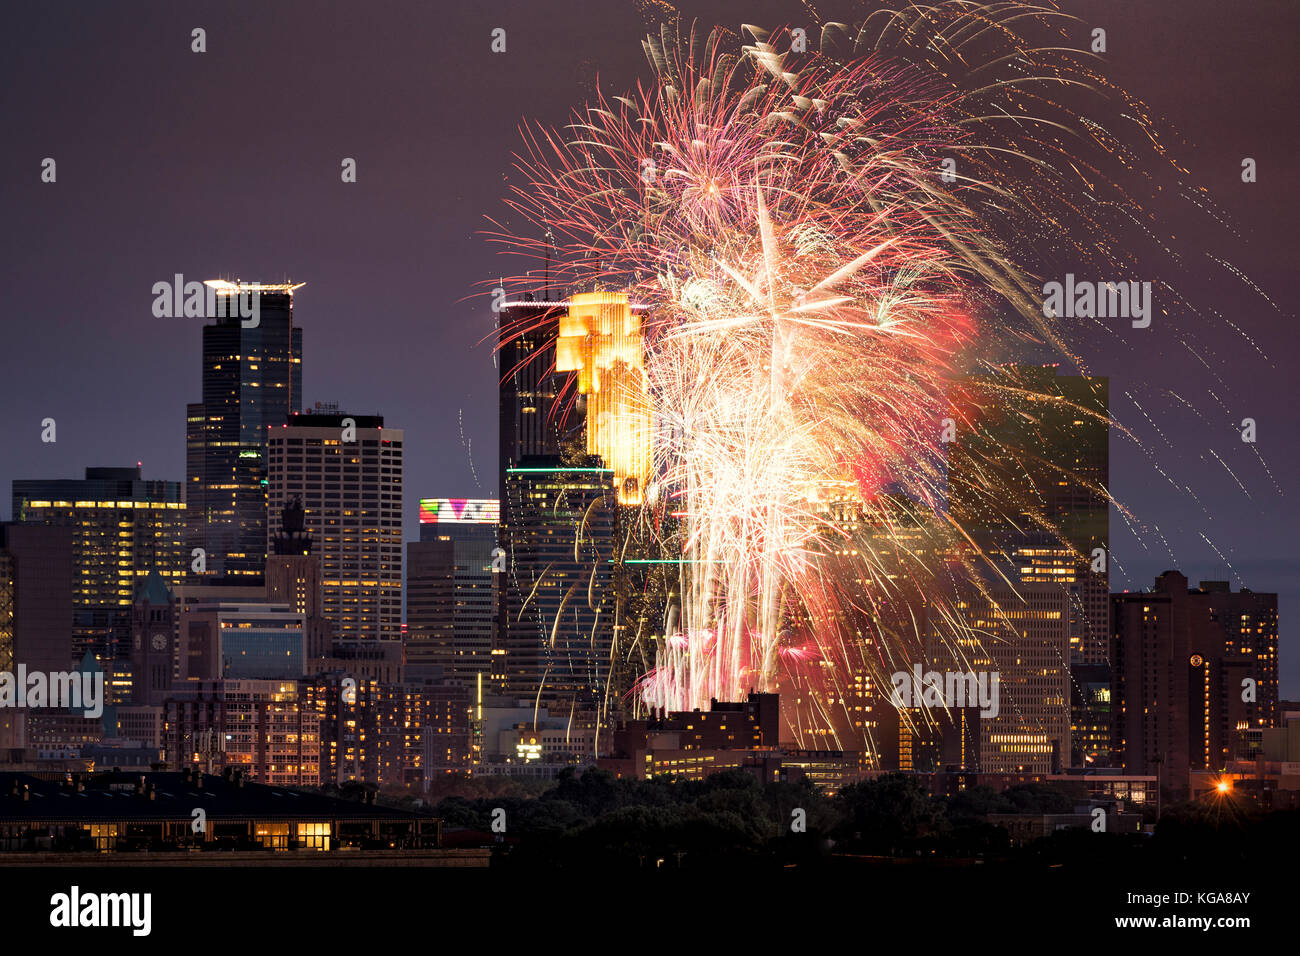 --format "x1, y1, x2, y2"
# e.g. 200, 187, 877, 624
186, 282, 303, 580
